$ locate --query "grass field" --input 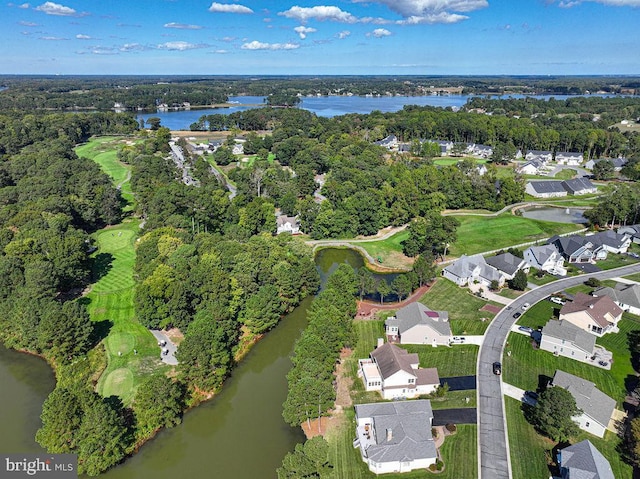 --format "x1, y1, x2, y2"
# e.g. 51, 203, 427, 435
433, 157, 488, 166
327, 411, 478, 479
420, 279, 496, 335
75, 136, 136, 208
77, 137, 164, 405
449, 214, 583, 257
505, 397, 633, 479
346, 230, 412, 270
506, 306, 640, 404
